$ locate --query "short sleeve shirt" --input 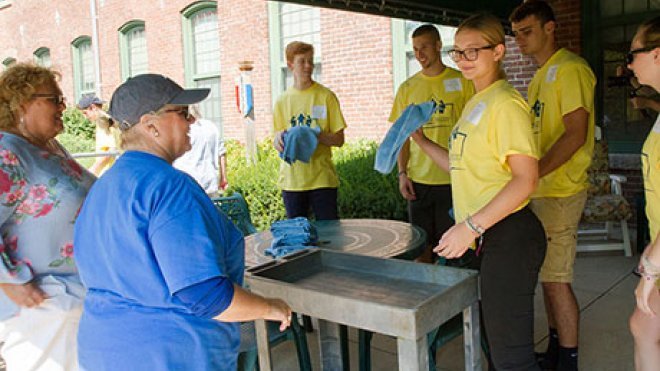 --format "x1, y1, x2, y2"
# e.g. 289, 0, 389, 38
173, 118, 222, 194
273, 82, 347, 191
528, 48, 596, 197
74, 151, 244, 370
643, 115, 660, 240
389, 68, 474, 185
449, 80, 537, 224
